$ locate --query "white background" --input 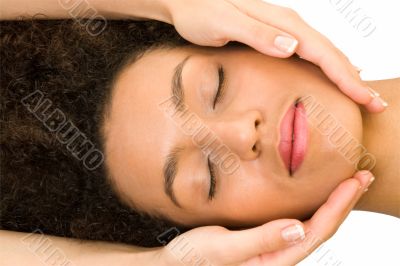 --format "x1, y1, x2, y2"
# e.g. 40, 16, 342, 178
262, 0, 400, 265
